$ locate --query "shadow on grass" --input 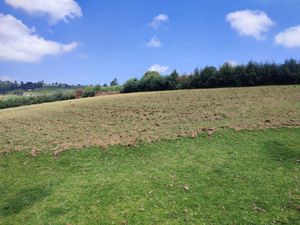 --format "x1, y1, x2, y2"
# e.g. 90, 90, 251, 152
263, 141, 300, 164
0, 185, 50, 217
